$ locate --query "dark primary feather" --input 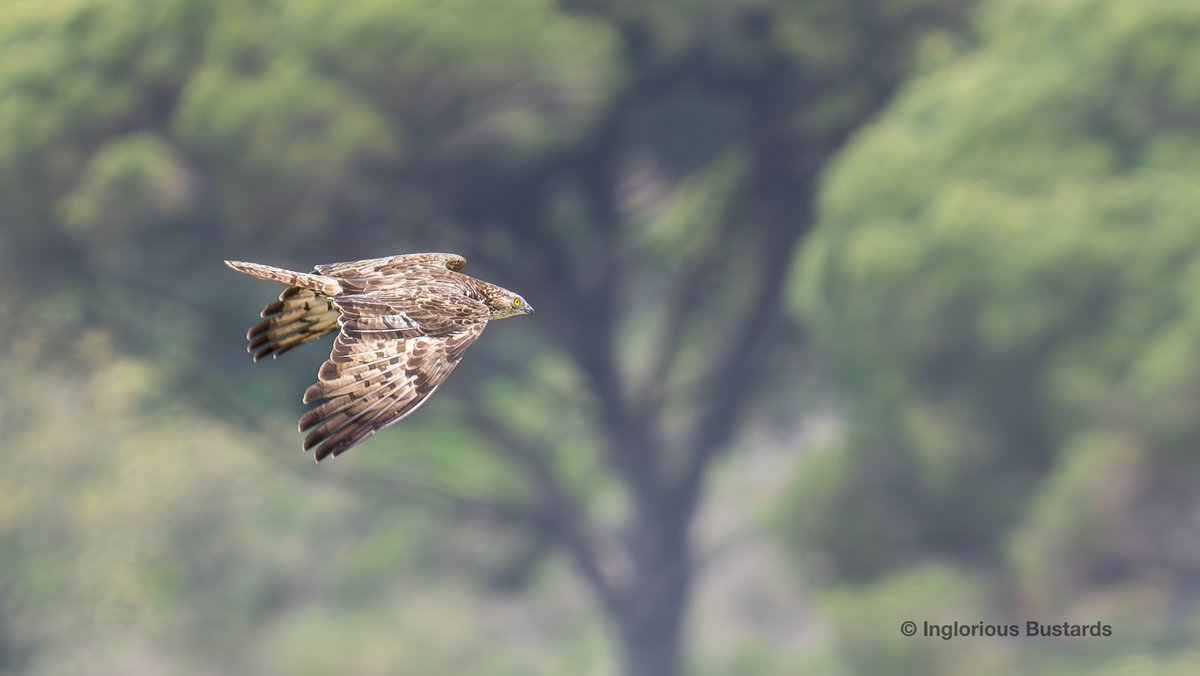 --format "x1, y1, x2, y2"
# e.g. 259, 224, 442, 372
247, 287, 340, 361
